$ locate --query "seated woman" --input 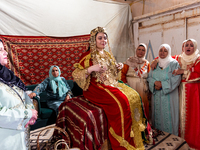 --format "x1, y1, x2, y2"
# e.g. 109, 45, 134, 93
29, 65, 72, 115
72, 27, 151, 150
121, 43, 150, 120
147, 44, 181, 136
0, 39, 37, 150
